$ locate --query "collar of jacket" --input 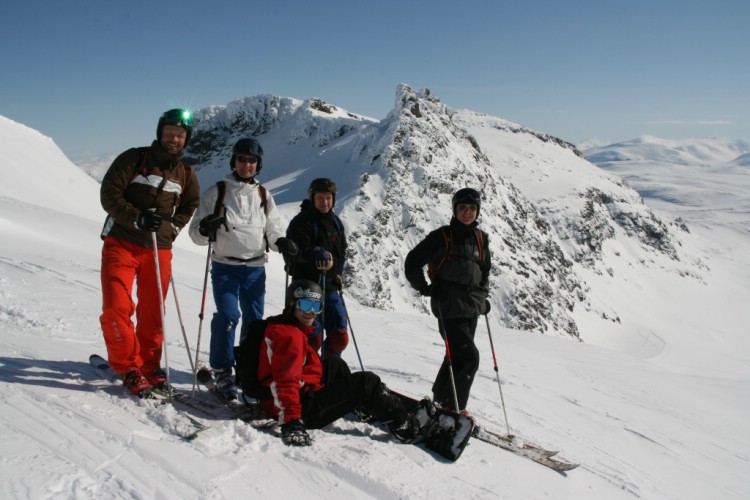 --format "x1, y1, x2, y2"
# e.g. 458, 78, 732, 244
232, 171, 256, 184
282, 312, 319, 335
149, 140, 183, 170
449, 216, 479, 234
300, 198, 335, 220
